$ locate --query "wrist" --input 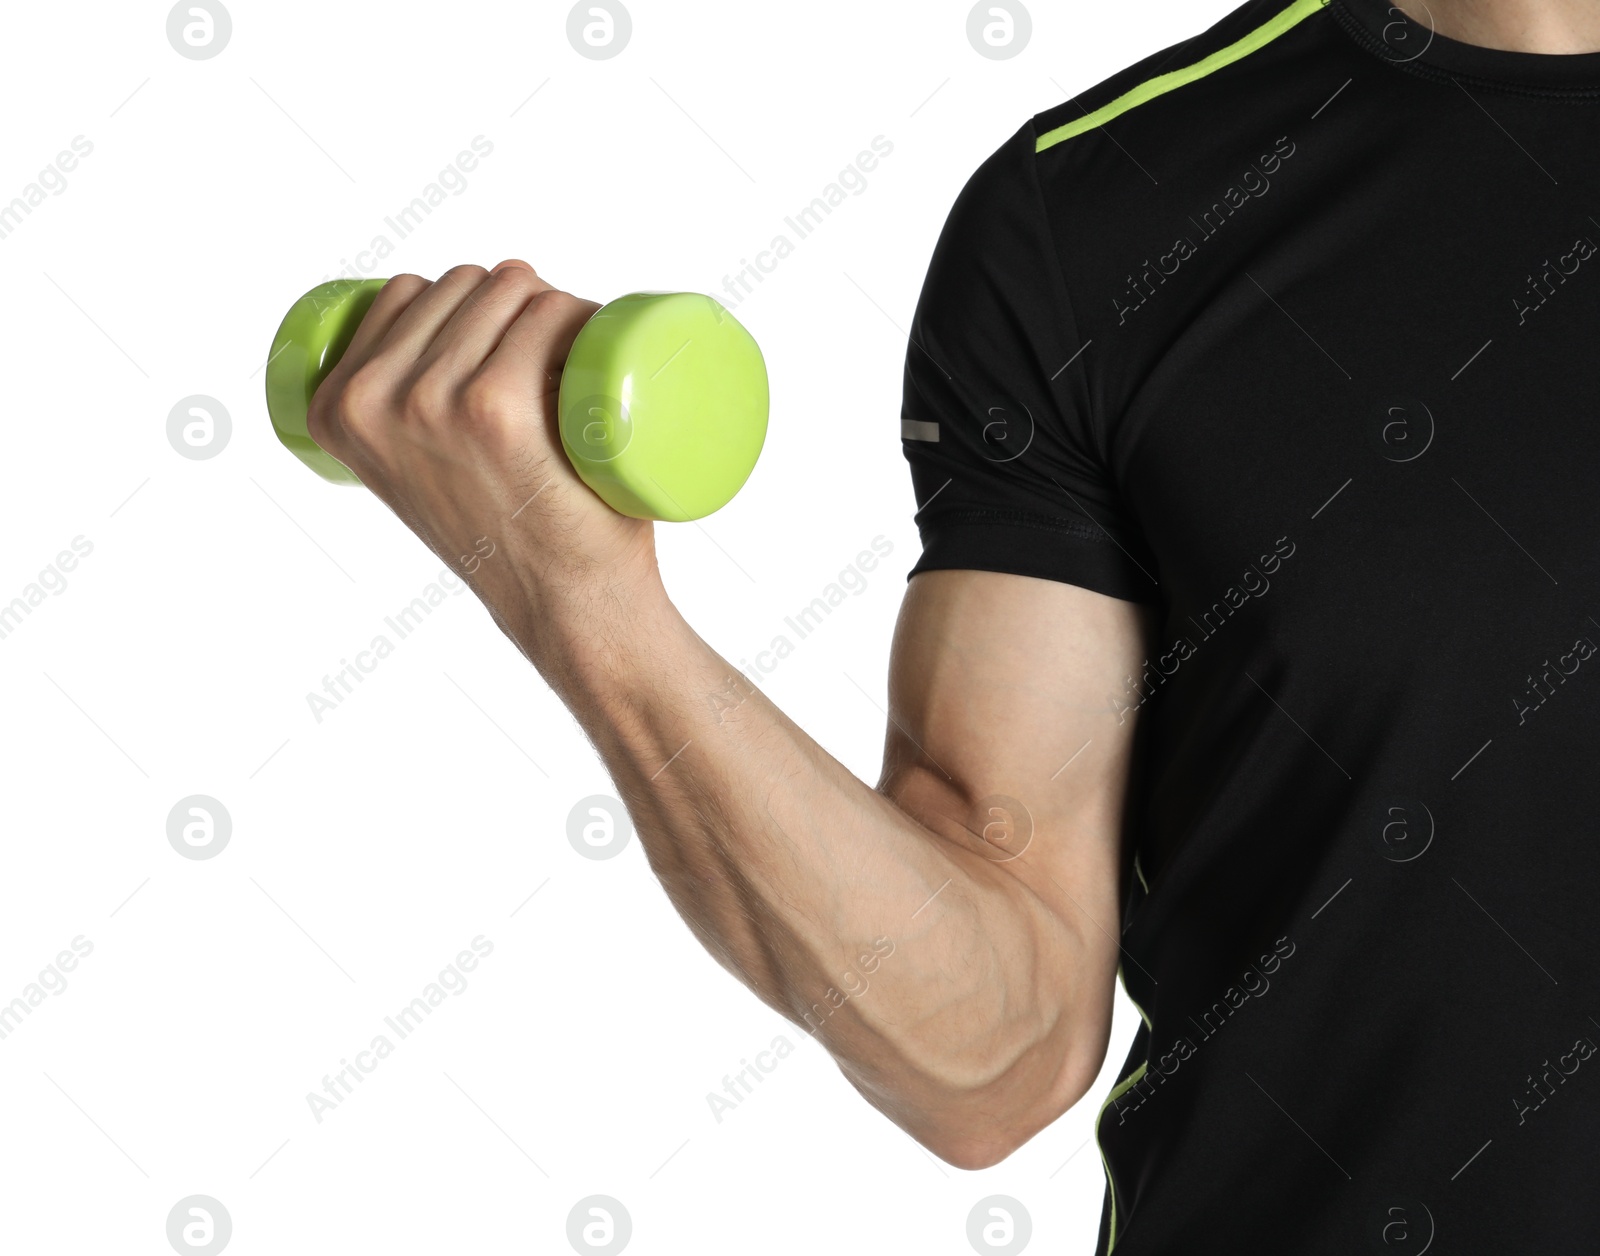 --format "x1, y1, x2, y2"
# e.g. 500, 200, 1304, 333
505, 556, 682, 701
